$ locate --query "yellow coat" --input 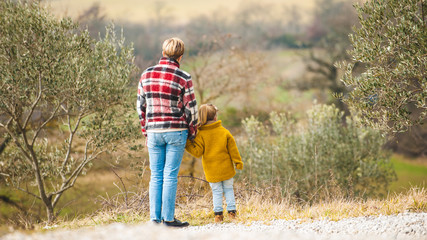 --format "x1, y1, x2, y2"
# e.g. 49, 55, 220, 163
185, 120, 243, 183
